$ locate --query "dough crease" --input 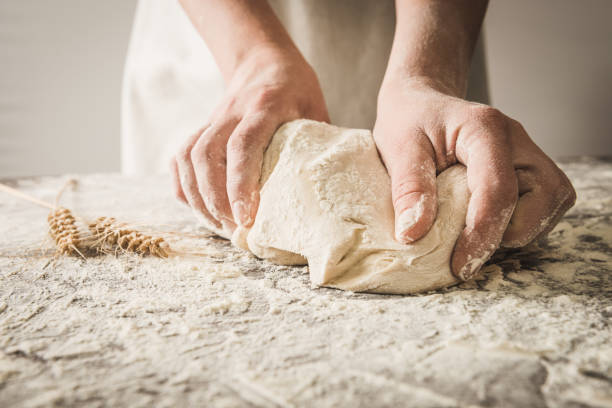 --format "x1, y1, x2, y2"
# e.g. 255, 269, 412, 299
229, 120, 470, 294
